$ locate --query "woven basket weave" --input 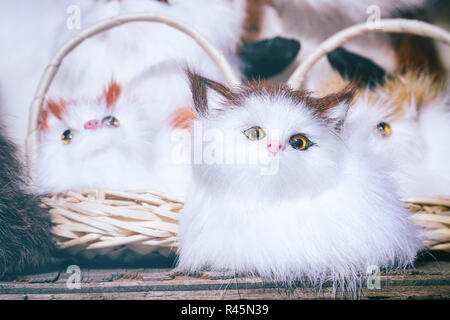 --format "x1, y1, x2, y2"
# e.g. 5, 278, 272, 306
28, 17, 450, 259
